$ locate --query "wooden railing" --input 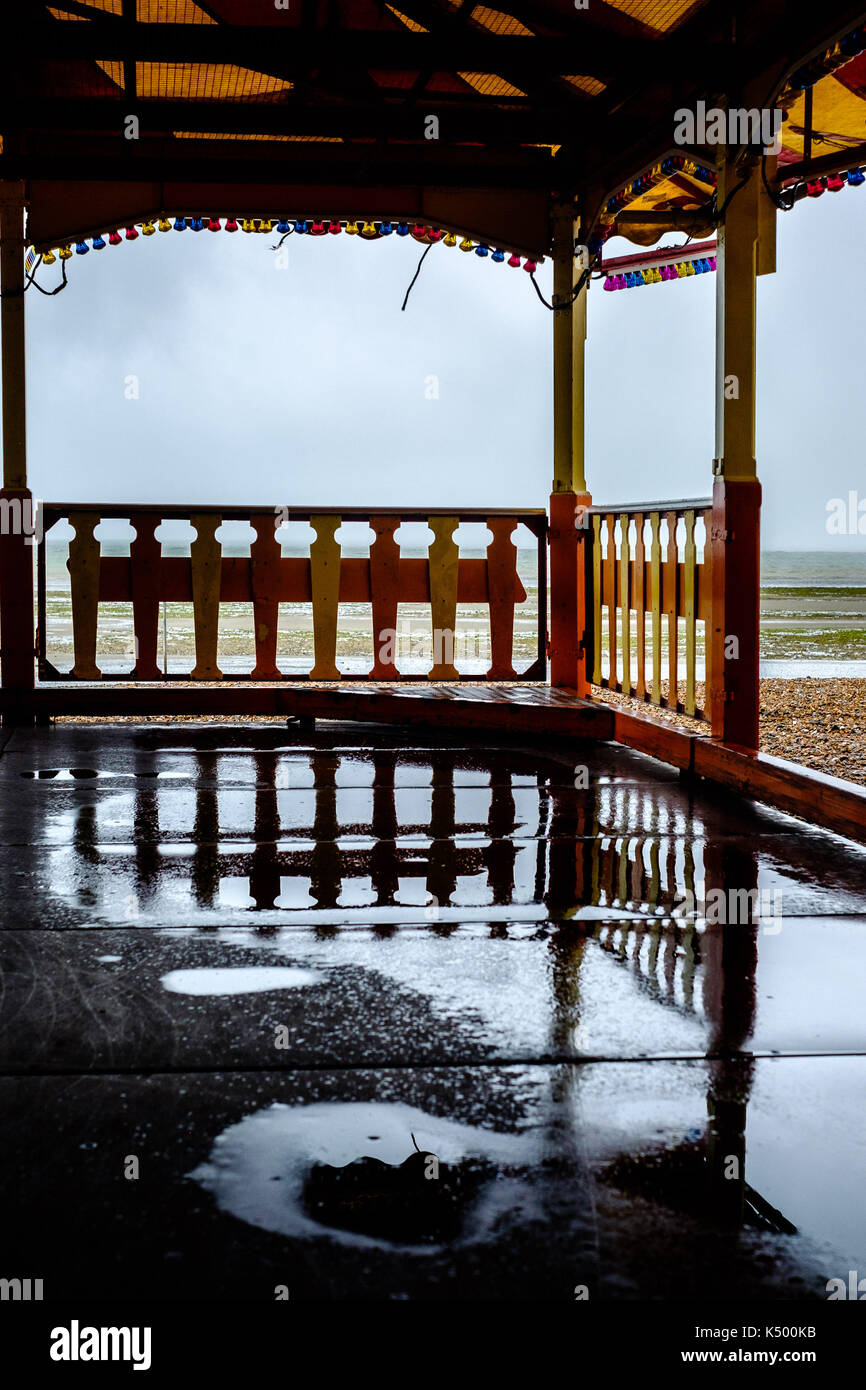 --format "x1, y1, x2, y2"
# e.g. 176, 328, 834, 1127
37, 504, 546, 682
586, 499, 713, 719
